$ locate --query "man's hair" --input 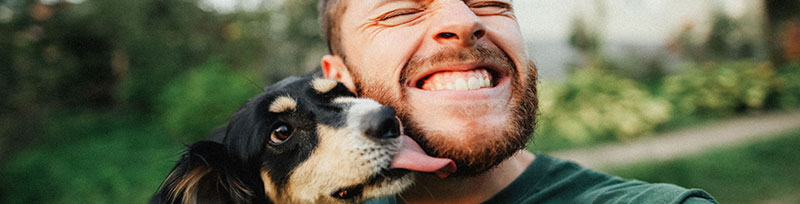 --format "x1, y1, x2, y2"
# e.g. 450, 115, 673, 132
317, 0, 348, 57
